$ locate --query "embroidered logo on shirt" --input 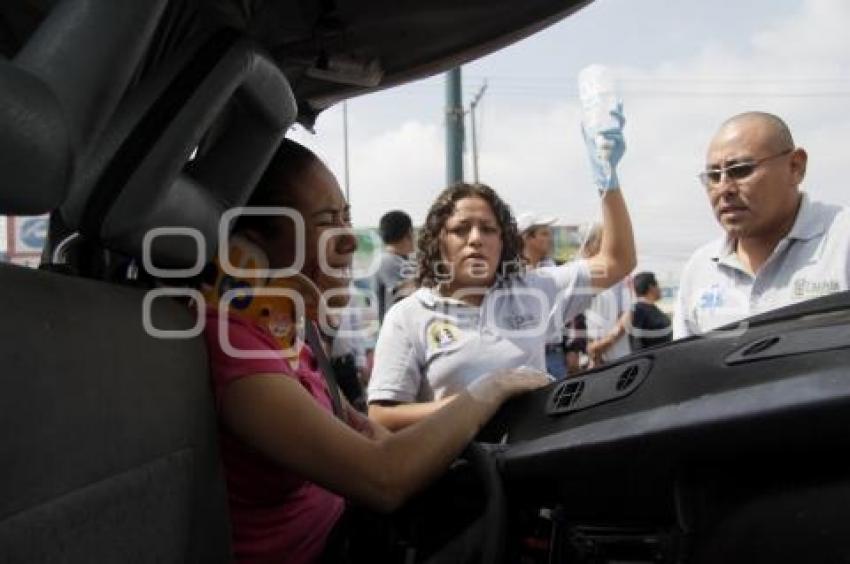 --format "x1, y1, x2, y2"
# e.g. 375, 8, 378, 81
502, 313, 539, 331
427, 322, 462, 351
698, 285, 724, 310
792, 277, 840, 300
